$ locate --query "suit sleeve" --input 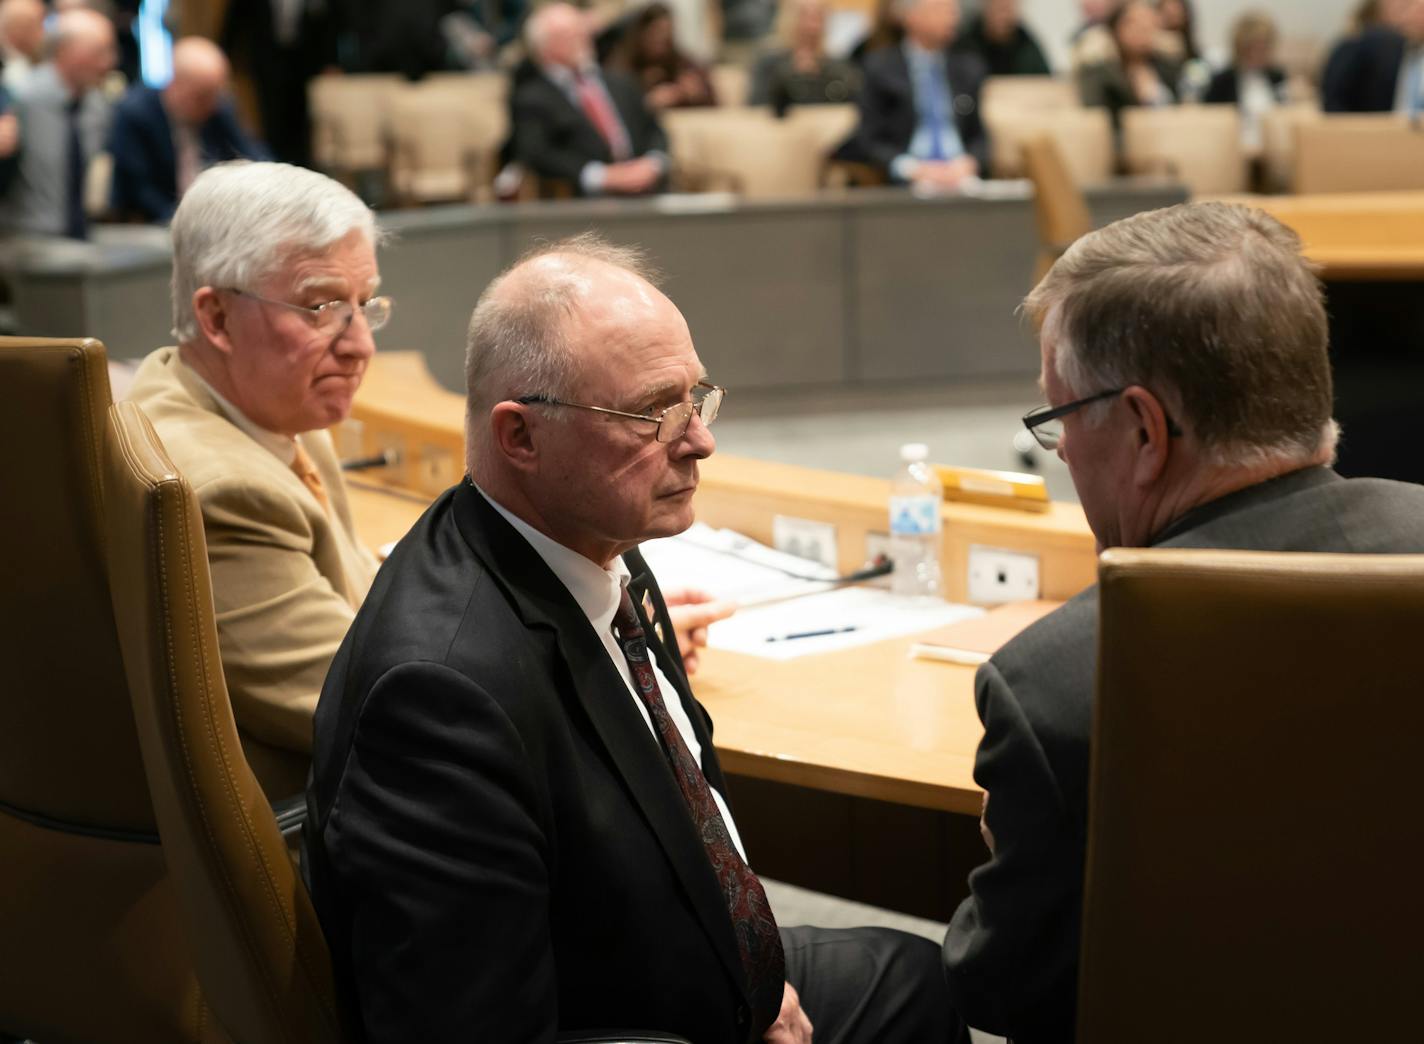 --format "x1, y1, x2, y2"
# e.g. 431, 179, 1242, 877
943, 660, 1082, 1039
108, 104, 180, 222
853, 63, 905, 172
510, 82, 595, 183
323, 661, 556, 1043
197, 476, 358, 756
